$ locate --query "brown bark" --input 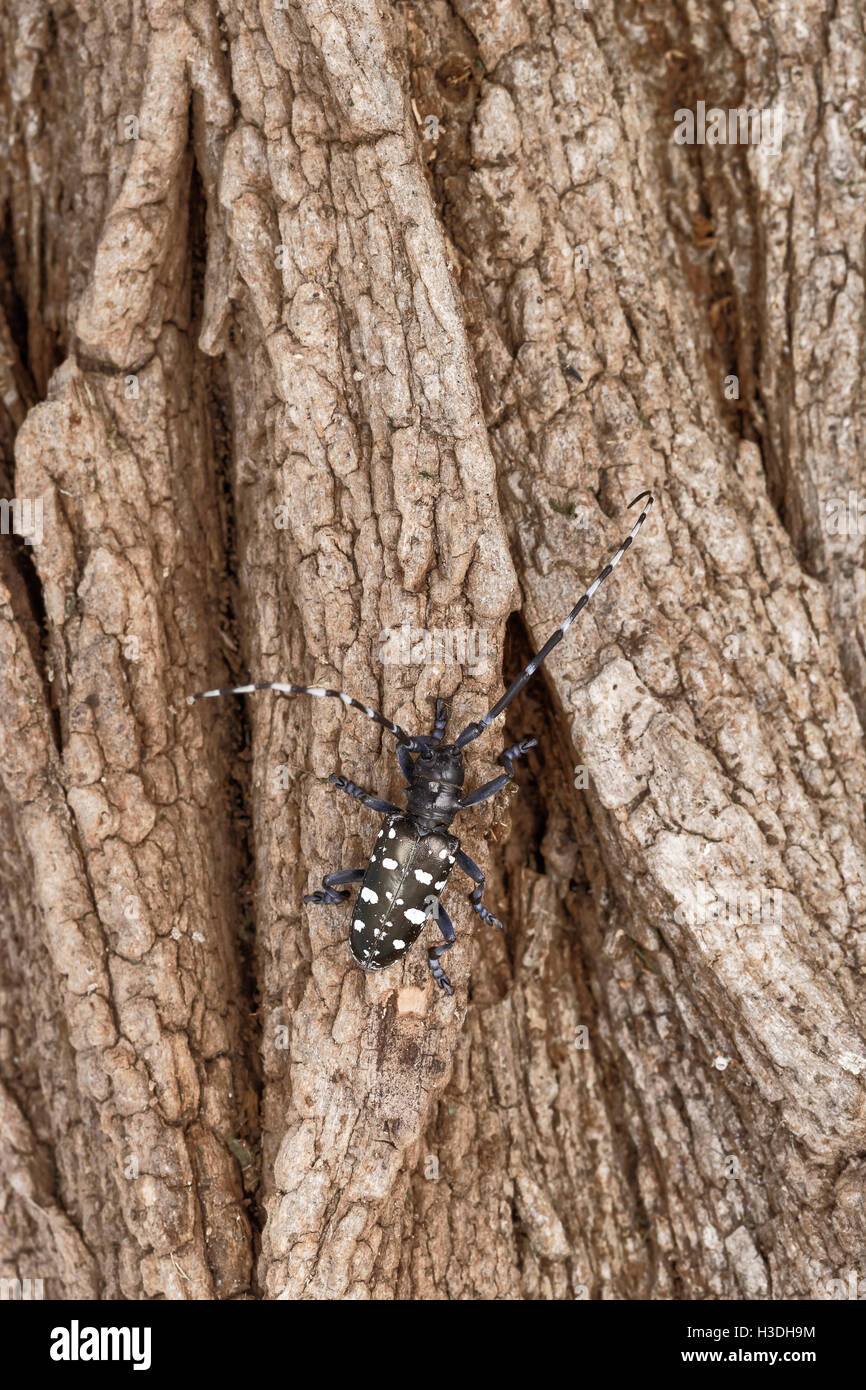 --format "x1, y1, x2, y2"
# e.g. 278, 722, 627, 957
1, 0, 864, 1300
